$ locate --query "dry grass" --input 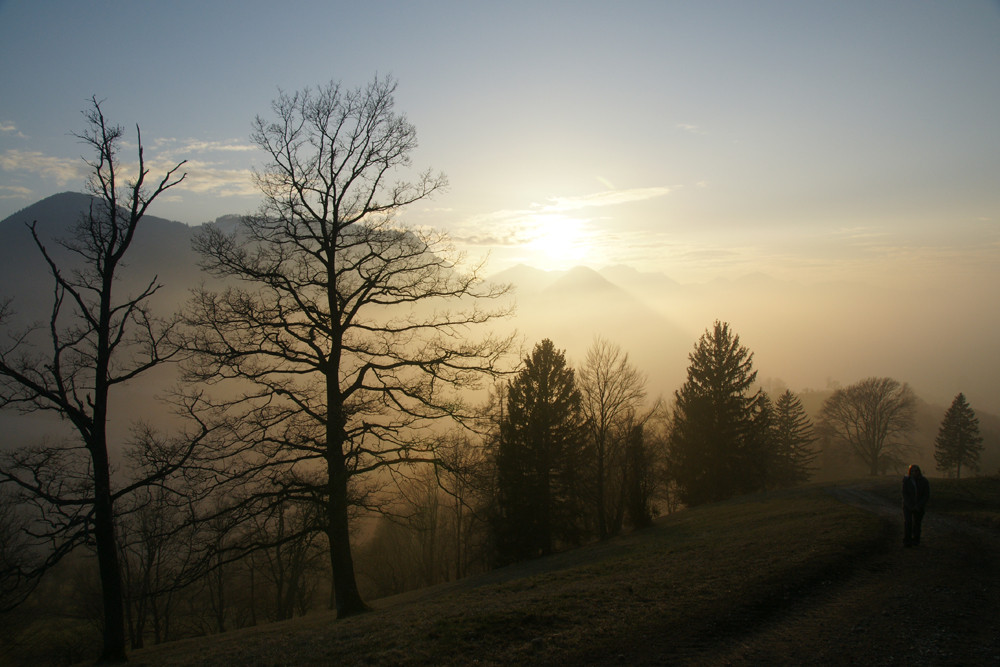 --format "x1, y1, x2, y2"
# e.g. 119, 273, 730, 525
129, 486, 886, 666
